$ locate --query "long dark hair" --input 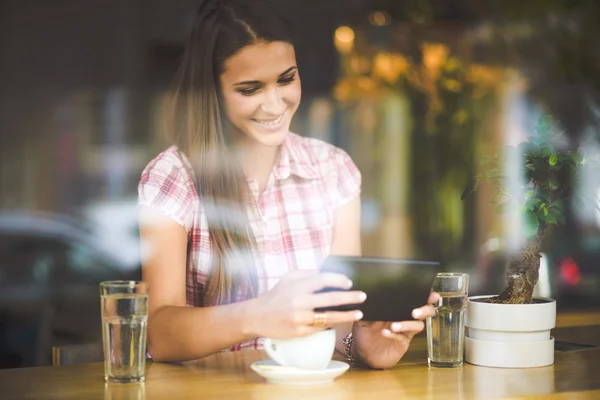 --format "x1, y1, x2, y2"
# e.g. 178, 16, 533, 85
164, 0, 293, 305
